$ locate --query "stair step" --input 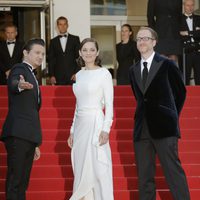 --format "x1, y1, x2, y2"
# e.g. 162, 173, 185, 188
1, 140, 200, 153
0, 177, 200, 192
1, 152, 199, 166
0, 189, 200, 200
0, 163, 200, 178
1, 128, 199, 141
1, 107, 200, 119
1, 118, 200, 129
